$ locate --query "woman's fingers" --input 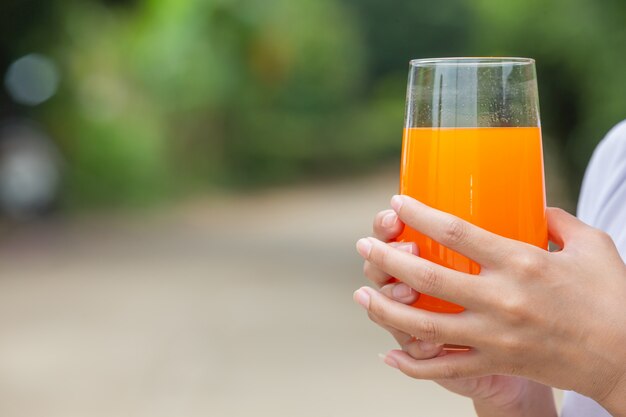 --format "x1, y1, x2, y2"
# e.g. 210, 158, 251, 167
367, 209, 411, 288
375, 283, 443, 358
373, 318, 444, 359
373, 209, 405, 241
385, 327, 445, 359
390, 195, 520, 268
357, 237, 489, 309
379, 282, 418, 305
353, 286, 478, 346
382, 349, 490, 380
363, 242, 417, 287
